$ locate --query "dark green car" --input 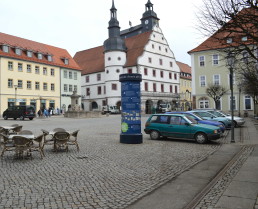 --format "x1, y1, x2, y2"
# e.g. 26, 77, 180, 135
144, 114, 221, 144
